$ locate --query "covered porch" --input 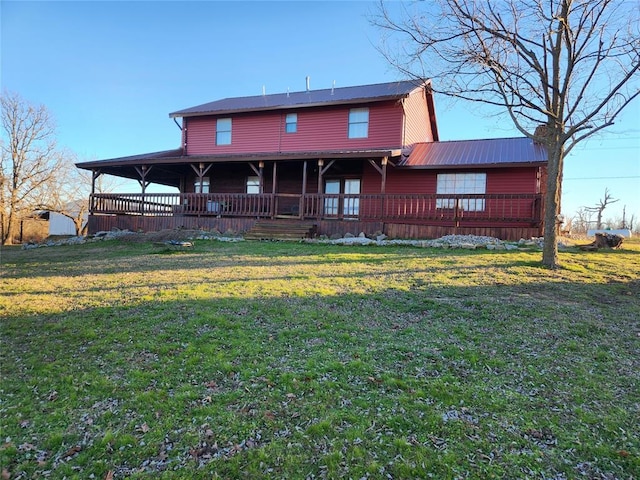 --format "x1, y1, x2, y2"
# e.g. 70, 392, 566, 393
78, 148, 545, 241
87, 190, 543, 241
